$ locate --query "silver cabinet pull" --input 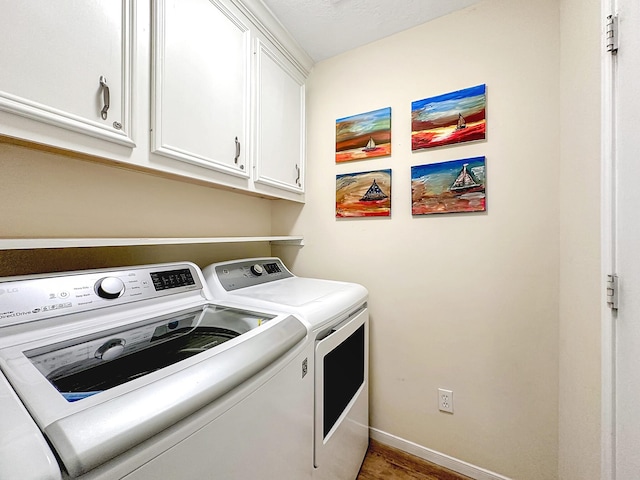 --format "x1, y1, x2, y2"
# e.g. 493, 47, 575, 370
99, 76, 110, 120
295, 164, 301, 187
234, 136, 241, 164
